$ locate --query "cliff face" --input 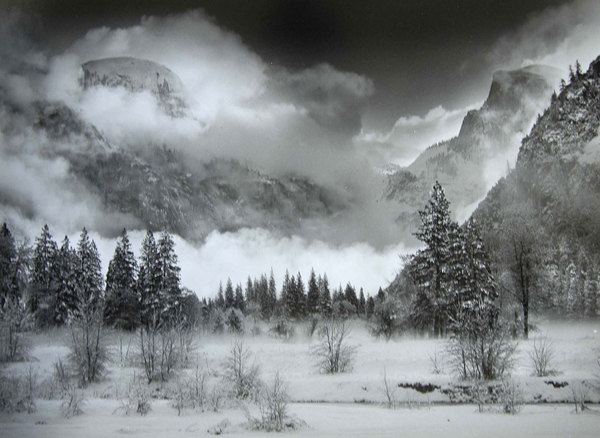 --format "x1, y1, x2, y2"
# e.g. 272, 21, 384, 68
81, 57, 186, 116
472, 56, 600, 315
384, 65, 559, 238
